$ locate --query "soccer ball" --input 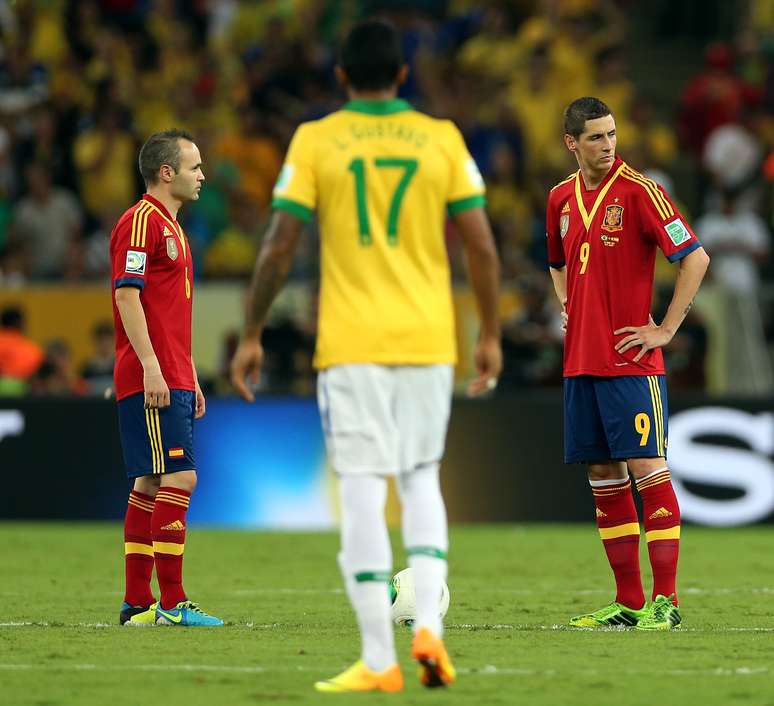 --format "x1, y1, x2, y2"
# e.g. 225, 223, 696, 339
389, 567, 450, 627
